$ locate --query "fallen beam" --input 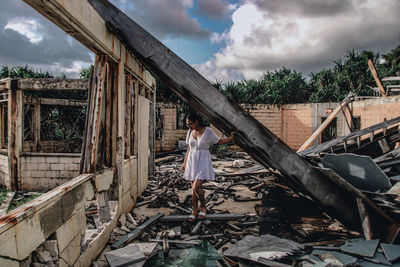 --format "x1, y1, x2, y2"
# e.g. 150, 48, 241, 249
111, 213, 163, 249
297, 95, 354, 152
160, 214, 247, 222
88, 0, 399, 239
